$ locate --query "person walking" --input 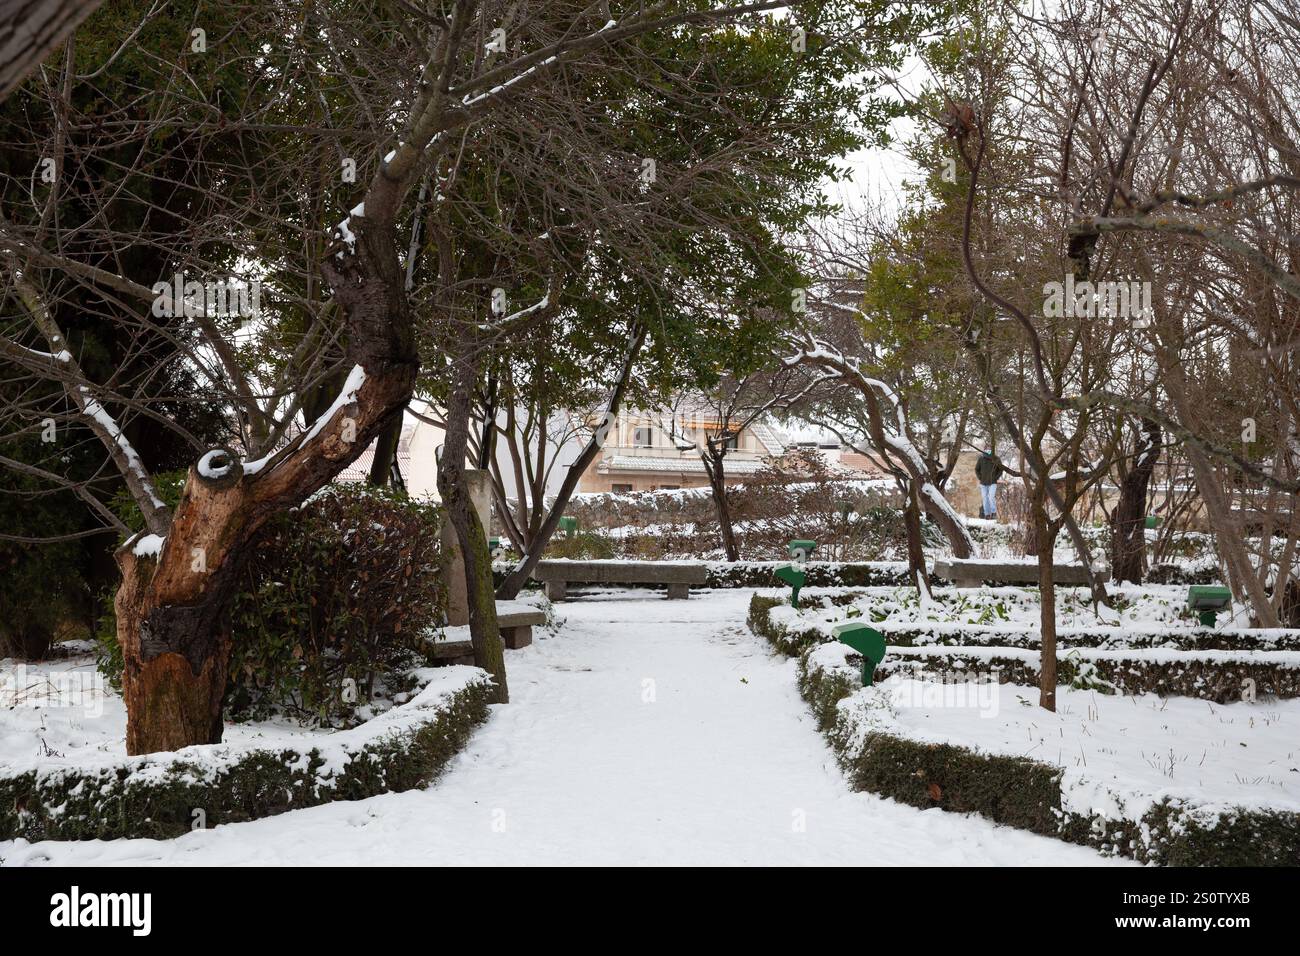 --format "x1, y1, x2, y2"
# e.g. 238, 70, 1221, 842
975, 448, 1004, 519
